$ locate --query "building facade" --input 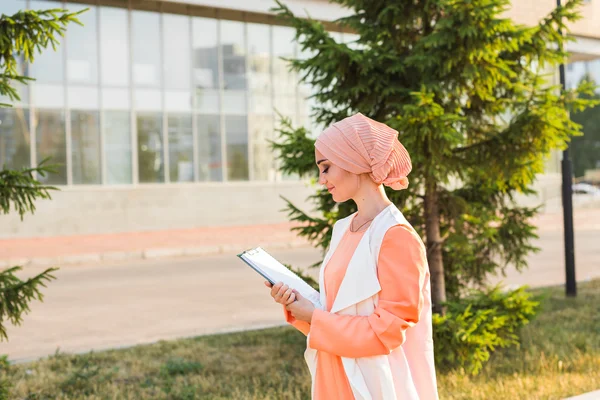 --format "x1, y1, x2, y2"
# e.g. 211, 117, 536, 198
0, 0, 599, 238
